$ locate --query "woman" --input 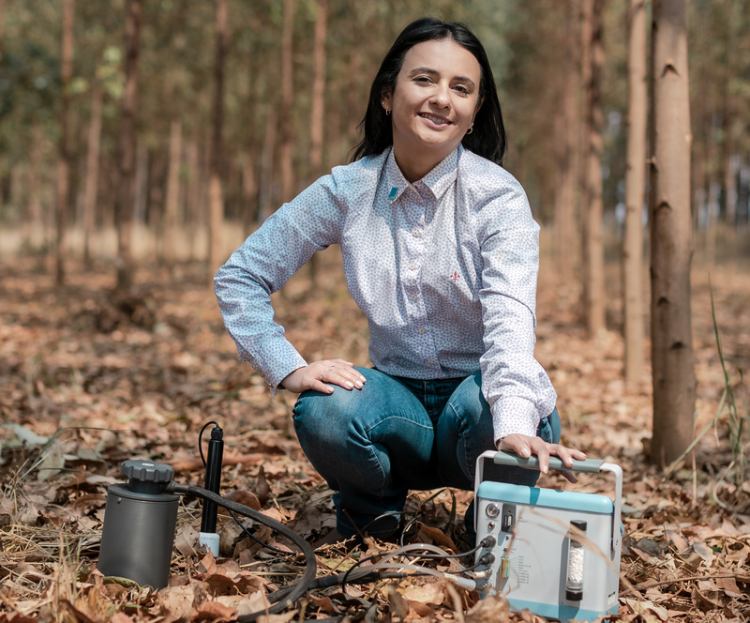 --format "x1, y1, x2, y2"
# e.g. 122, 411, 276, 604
215, 17, 585, 543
